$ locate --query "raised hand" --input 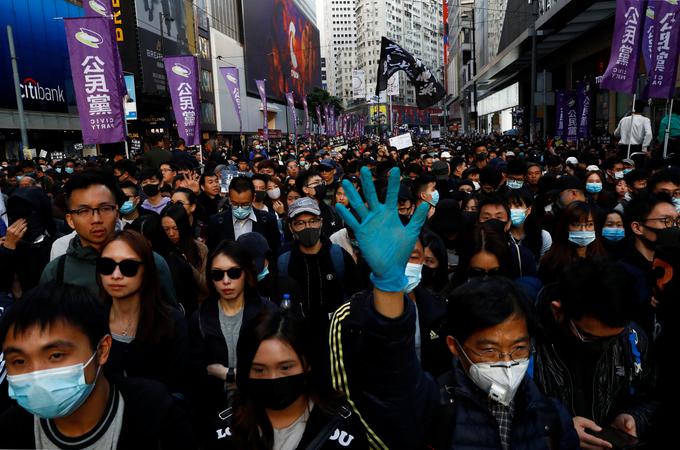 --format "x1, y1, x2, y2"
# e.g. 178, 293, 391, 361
336, 167, 428, 293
